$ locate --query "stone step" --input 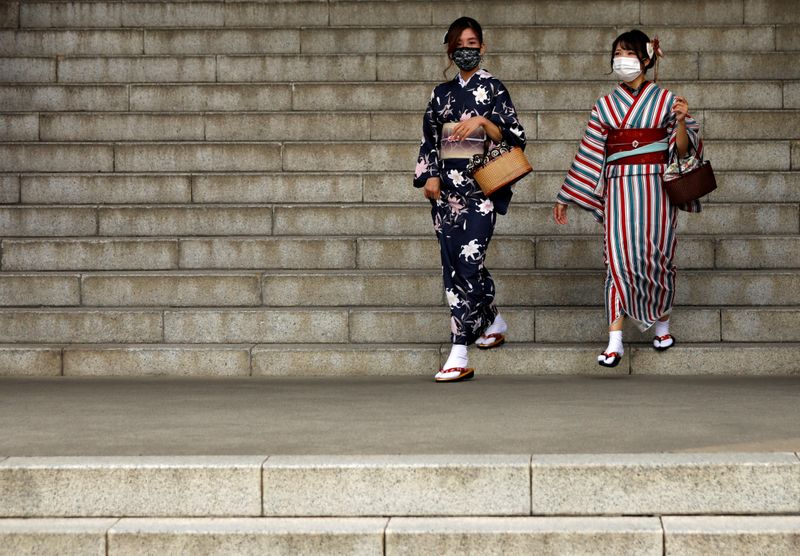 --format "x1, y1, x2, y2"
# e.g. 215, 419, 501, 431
662, 516, 800, 556
254, 270, 800, 307
0, 139, 795, 174
0, 455, 267, 517
14, 0, 798, 28
18, 1, 329, 29
371, 170, 800, 205
0, 205, 280, 237
276, 80, 796, 112
255, 342, 800, 377
4, 109, 797, 142
341, 306, 800, 344
0, 202, 796, 237
285, 140, 795, 173
4, 339, 800, 377
2, 268, 800, 307
1, 25, 790, 56
4, 235, 800, 271
1, 453, 795, 517
388, 516, 800, 555
0, 81, 791, 112
2, 515, 799, 556
7, 170, 799, 205
276, 202, 798, 237
2, 52, 799, 84
268, 453, 800, 516
2, 305, 799, 346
